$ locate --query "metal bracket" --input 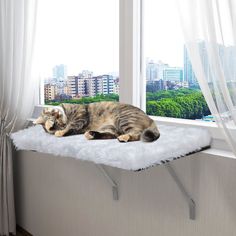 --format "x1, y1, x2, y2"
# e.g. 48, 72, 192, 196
165, 163, 196, 220
96, 163, 195, 219
96, 164, 119, 200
